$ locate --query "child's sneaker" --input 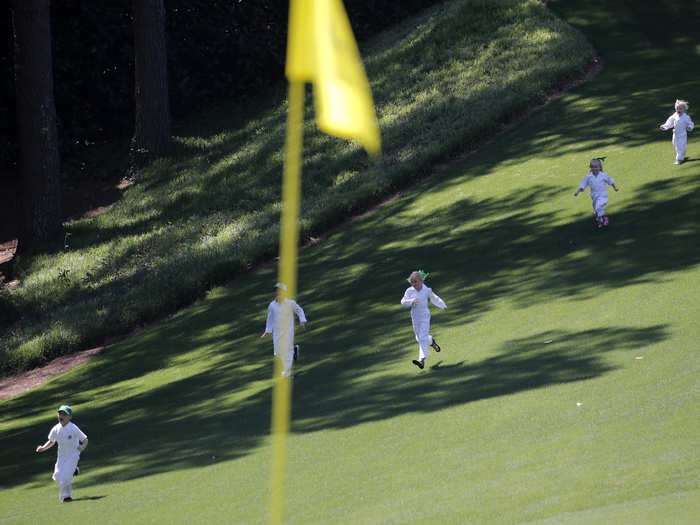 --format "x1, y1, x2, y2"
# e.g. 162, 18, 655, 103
430, 339, 441, 352
602, 216, 610, 227
74, 466, 80, 476
62, 497, 73, 503
293, 344, 300, 361
412, 359, 425, 369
